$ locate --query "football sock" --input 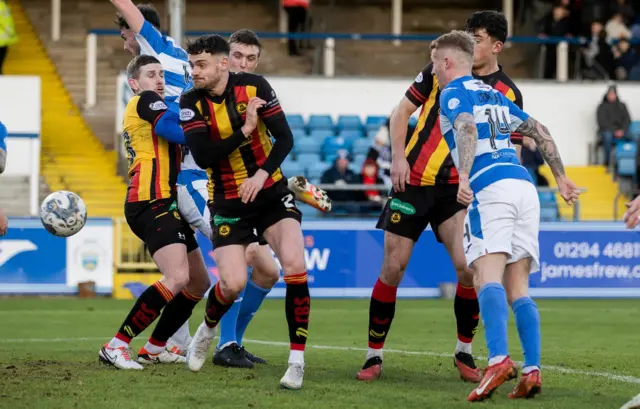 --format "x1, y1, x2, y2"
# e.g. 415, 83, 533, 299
204, 282, 234, 329
284, 272, 310, 364
512, 296, 541, 370
236, 279, 271, 346
217, 287, 244, 349
112, 281, 173, 346
367, 278, 398, 356
148, 289, 202, 351
478, 282, 509, 363
454, 283, 479, 354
